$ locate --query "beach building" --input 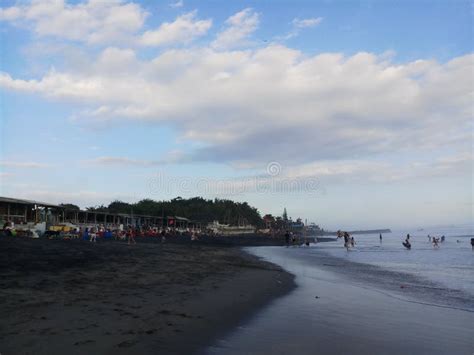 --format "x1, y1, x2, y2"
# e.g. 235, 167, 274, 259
0, 196, 192, 235
0, 196, 60, 225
